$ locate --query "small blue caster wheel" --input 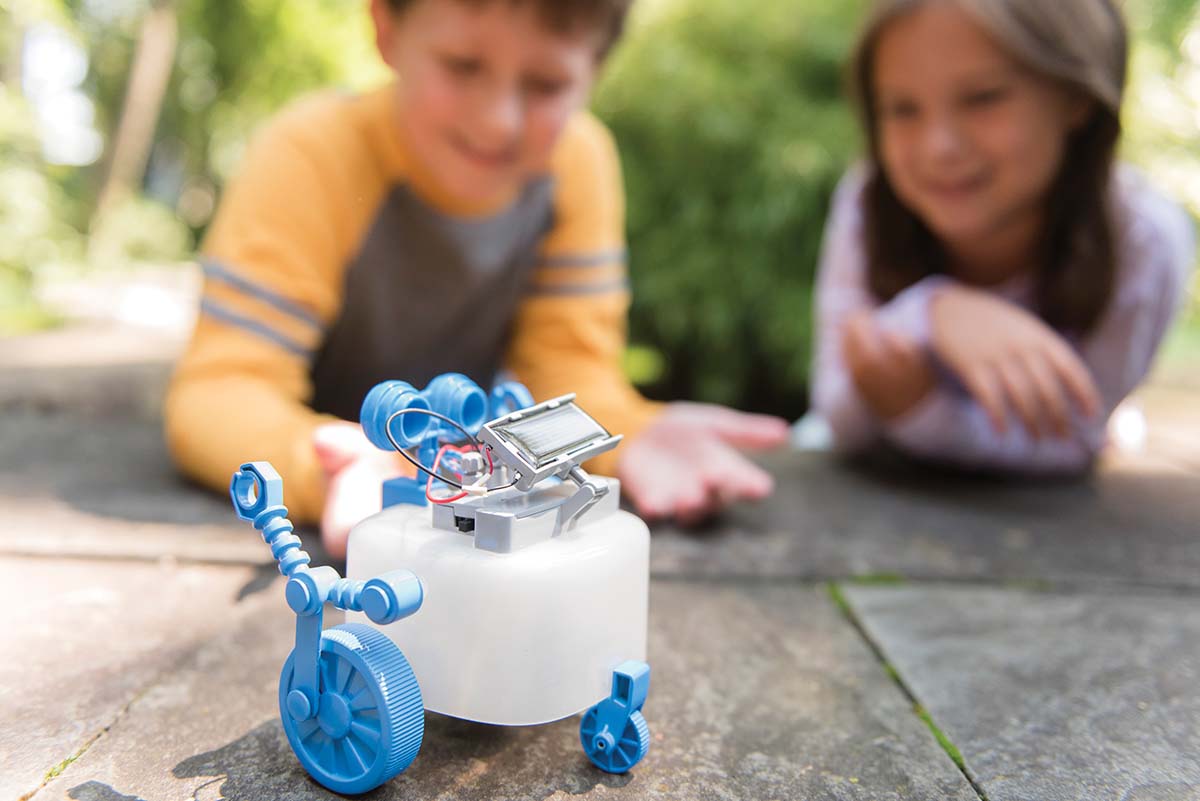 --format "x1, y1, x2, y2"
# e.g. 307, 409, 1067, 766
581, 707, 650, 773
279, 624, 423, 794
580, 660, 651, 773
